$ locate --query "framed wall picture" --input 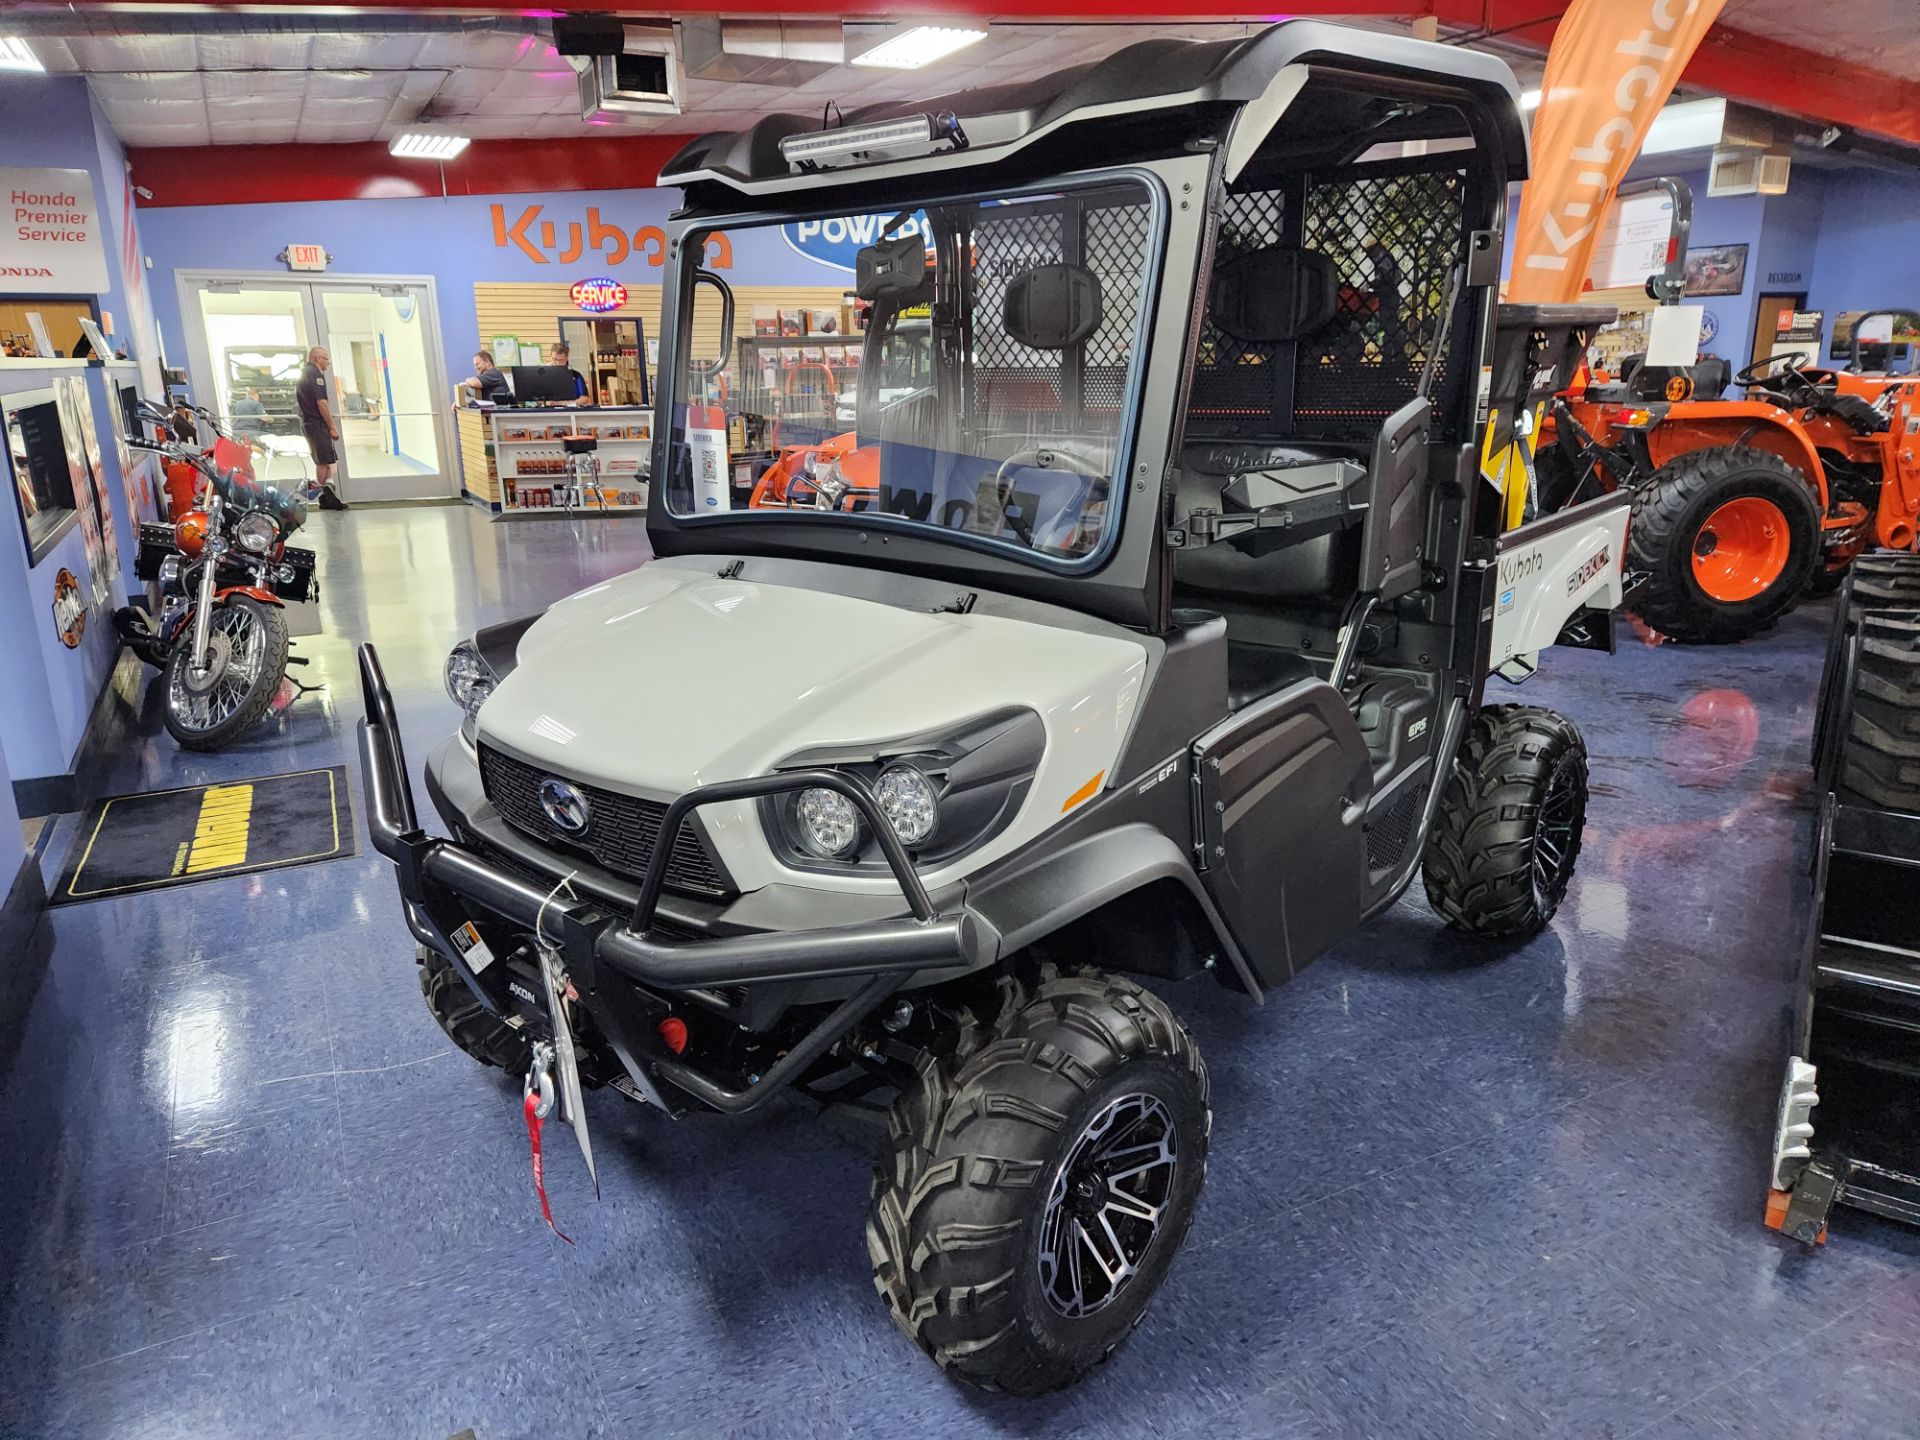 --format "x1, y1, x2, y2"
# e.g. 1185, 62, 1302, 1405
1683, 243, 1749, 298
